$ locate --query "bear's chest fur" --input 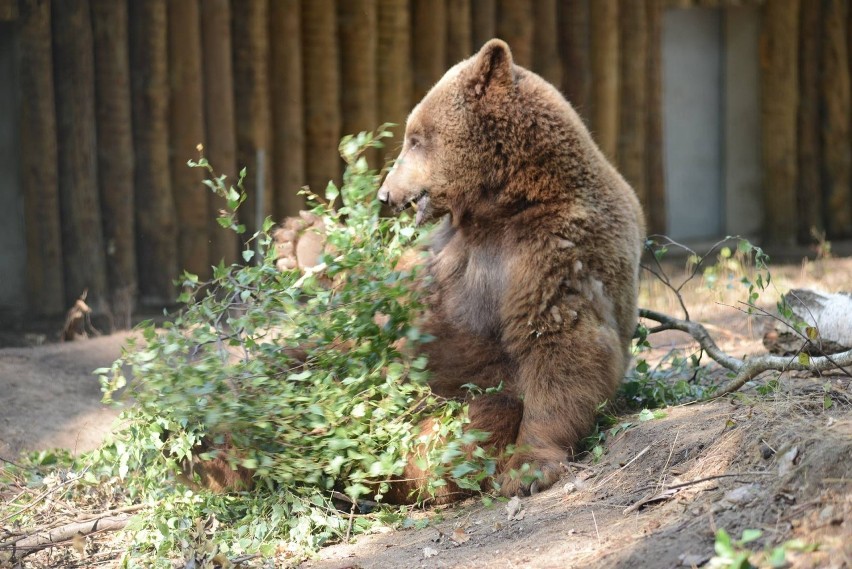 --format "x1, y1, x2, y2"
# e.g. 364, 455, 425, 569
428, 222, 509, 340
